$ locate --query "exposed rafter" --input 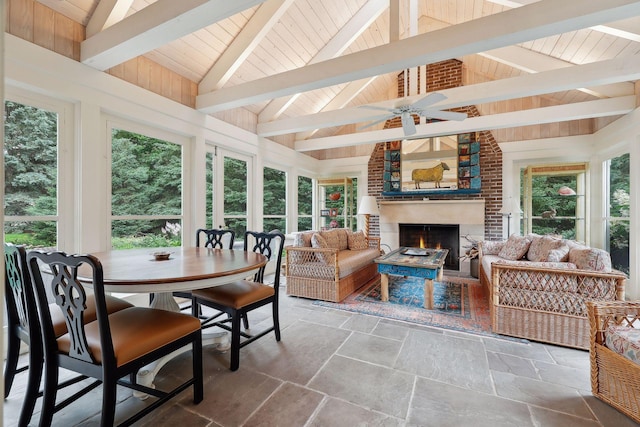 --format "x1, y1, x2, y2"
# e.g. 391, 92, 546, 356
197, 0, 640, 113
258, 0, 388, 123
479, 46, 634, 98
199, 0, 295, 93
485, 0, 640, 42
257, 54, 640, 137
81, 0, 267, 70
295, 96, 637, 151
85, 0, 134, 37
